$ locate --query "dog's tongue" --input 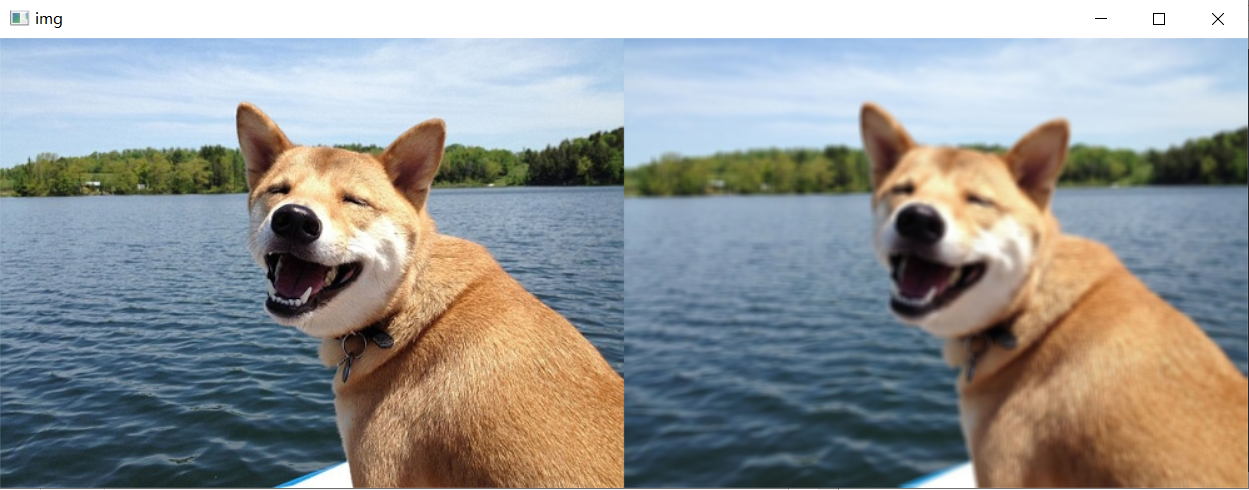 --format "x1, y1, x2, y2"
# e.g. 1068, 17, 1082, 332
898, 256, 953, 299
275, 255, 328, 299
